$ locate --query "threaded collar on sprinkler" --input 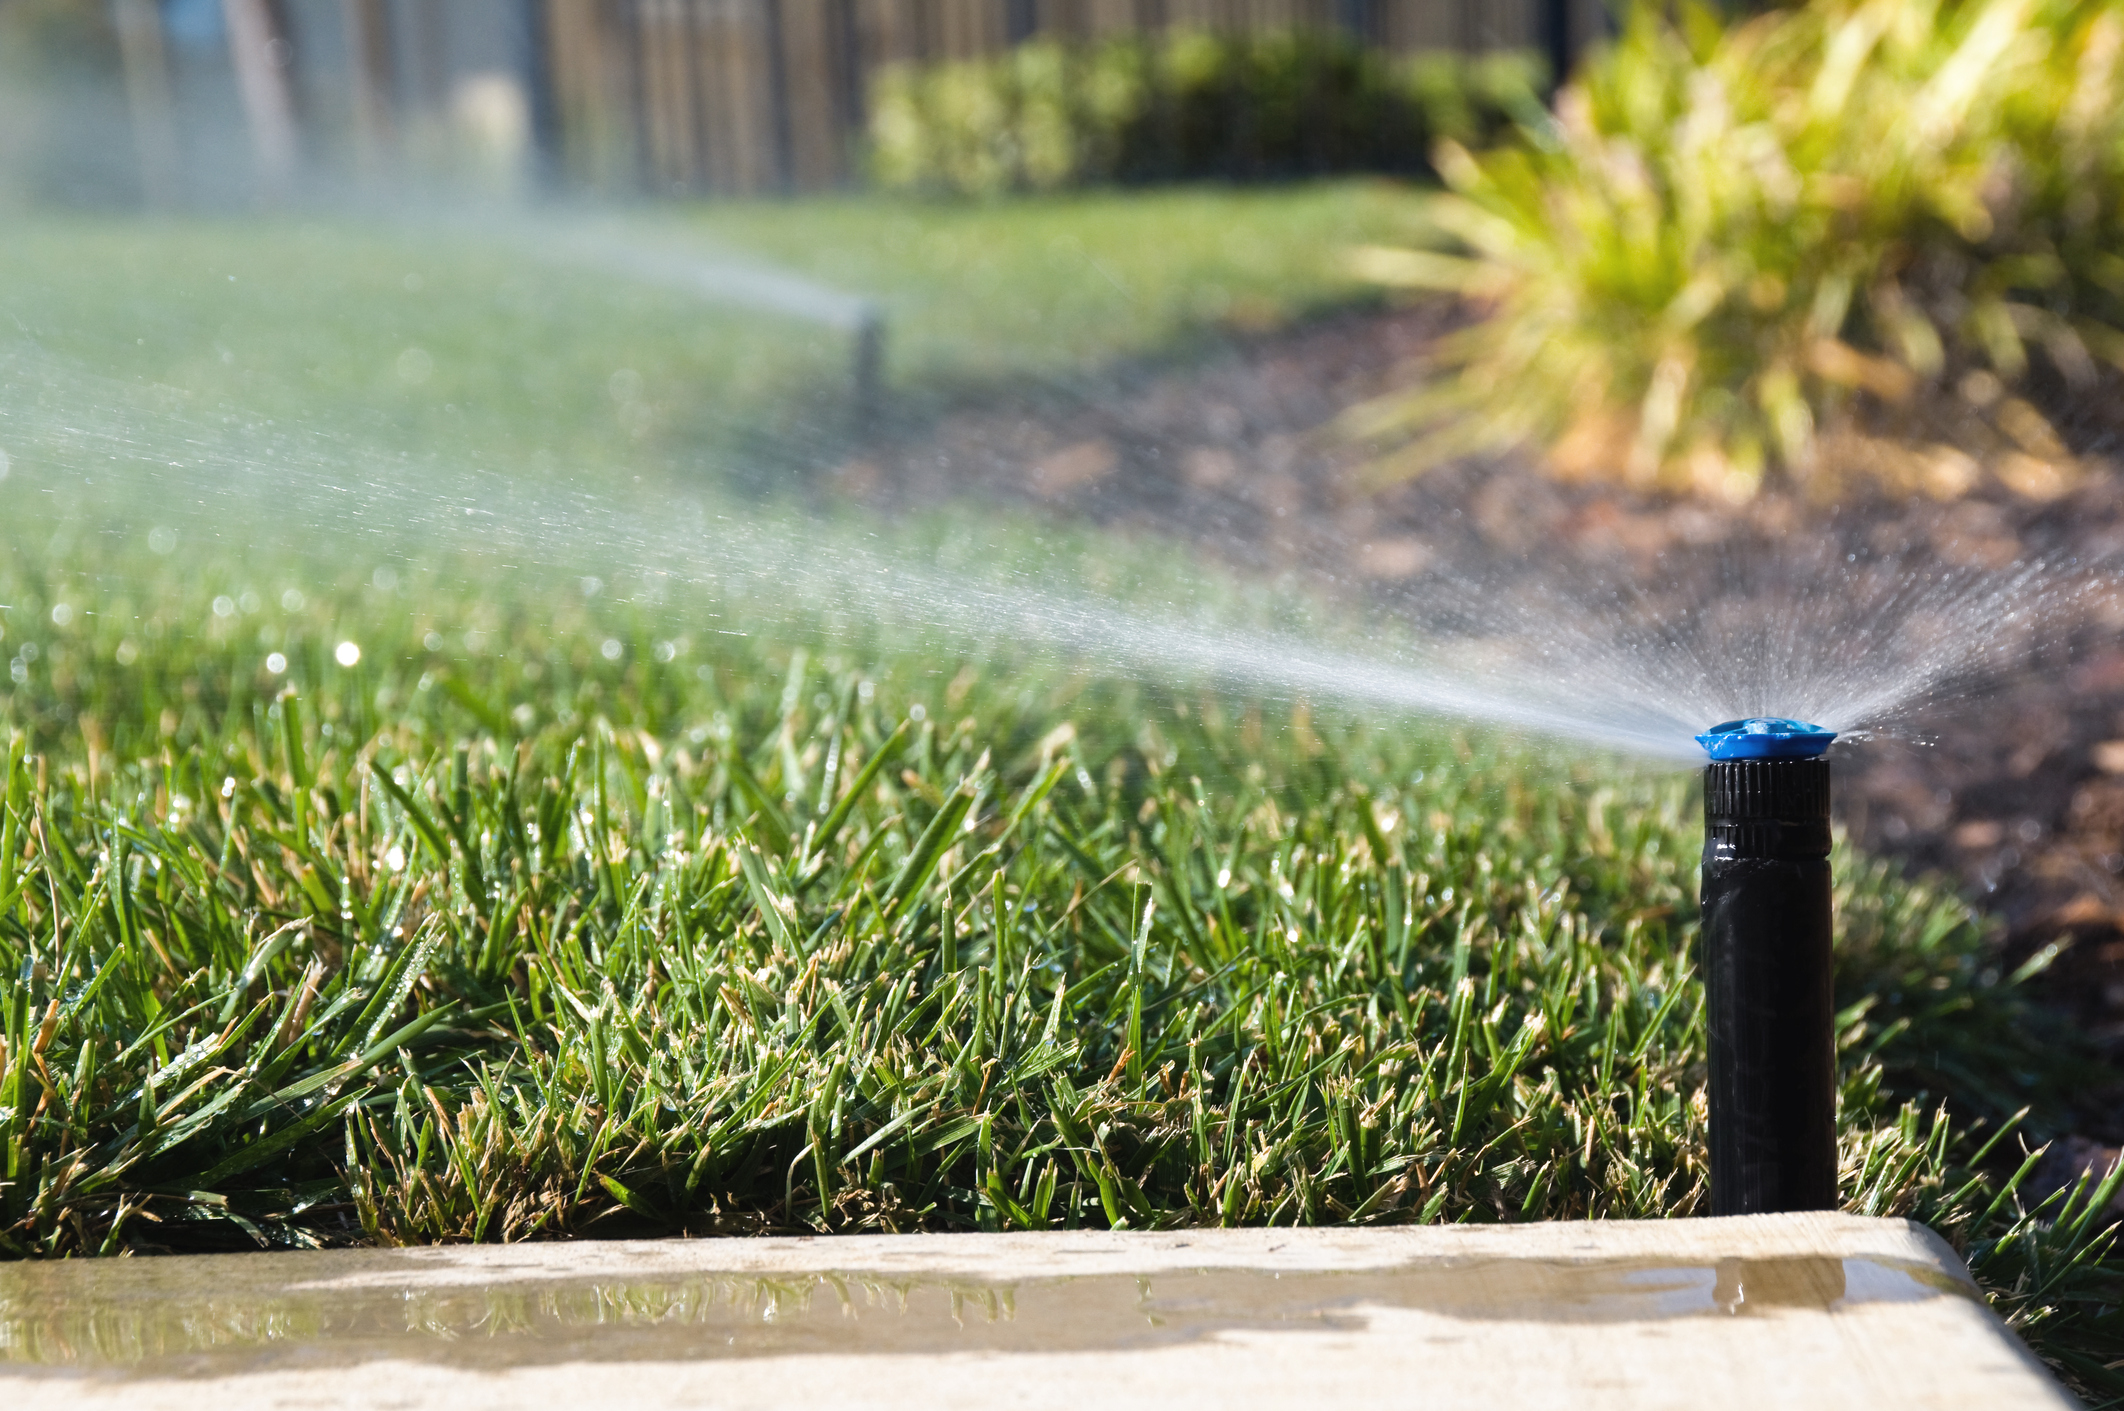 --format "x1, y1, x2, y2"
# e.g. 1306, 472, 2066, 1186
1694, 718, 1836, 761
